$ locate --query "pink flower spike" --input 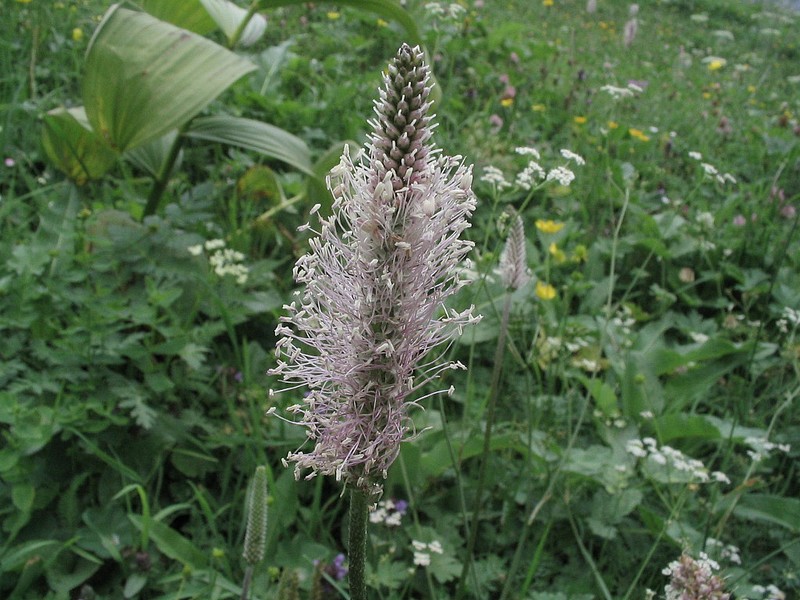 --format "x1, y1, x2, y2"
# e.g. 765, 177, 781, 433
269, 44, 480, 494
